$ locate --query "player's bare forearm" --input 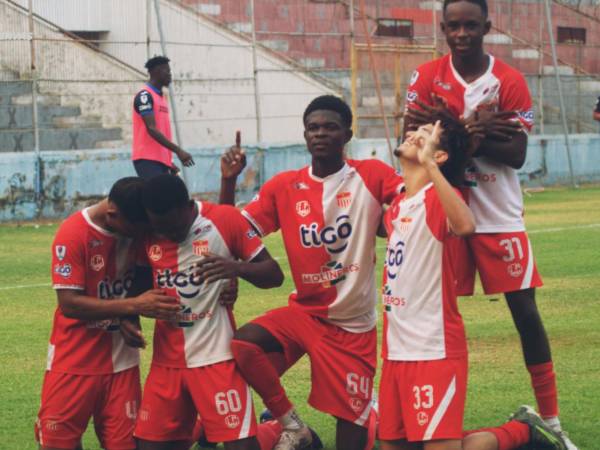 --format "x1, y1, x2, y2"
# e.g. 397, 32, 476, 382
474, 132, 527, 169
57, 290, 144, 320
147, 127, 179, 153
219, 177, 237, 205
57, 288, 179, 321
425, 163, 475, 236
237, 258, 284, 289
